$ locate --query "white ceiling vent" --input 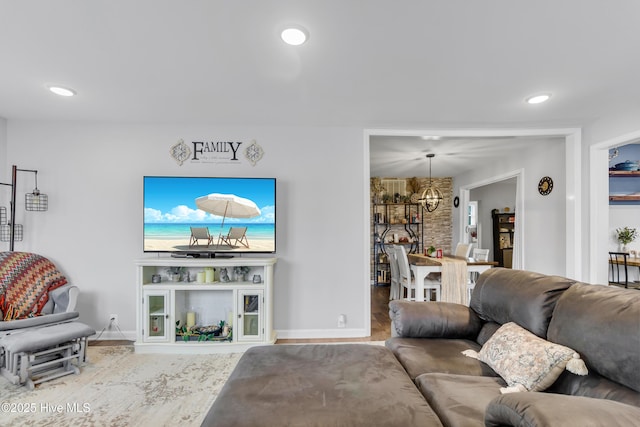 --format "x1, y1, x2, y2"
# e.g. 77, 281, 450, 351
381, 179, 407, 196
